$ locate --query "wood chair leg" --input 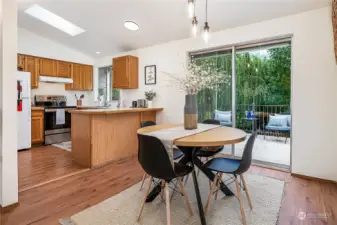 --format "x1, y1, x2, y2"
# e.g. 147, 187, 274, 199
137, 177, 152, 221
139, 173, 147, 190
161, 179, 165, 203
184, 174, 190, 186
177, 178, 193, 216
215, 173, 223, 200
234, 175, 247, 225
205, 172, 219, 215
165, 182, 172, 225
241, 175, 253, 210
